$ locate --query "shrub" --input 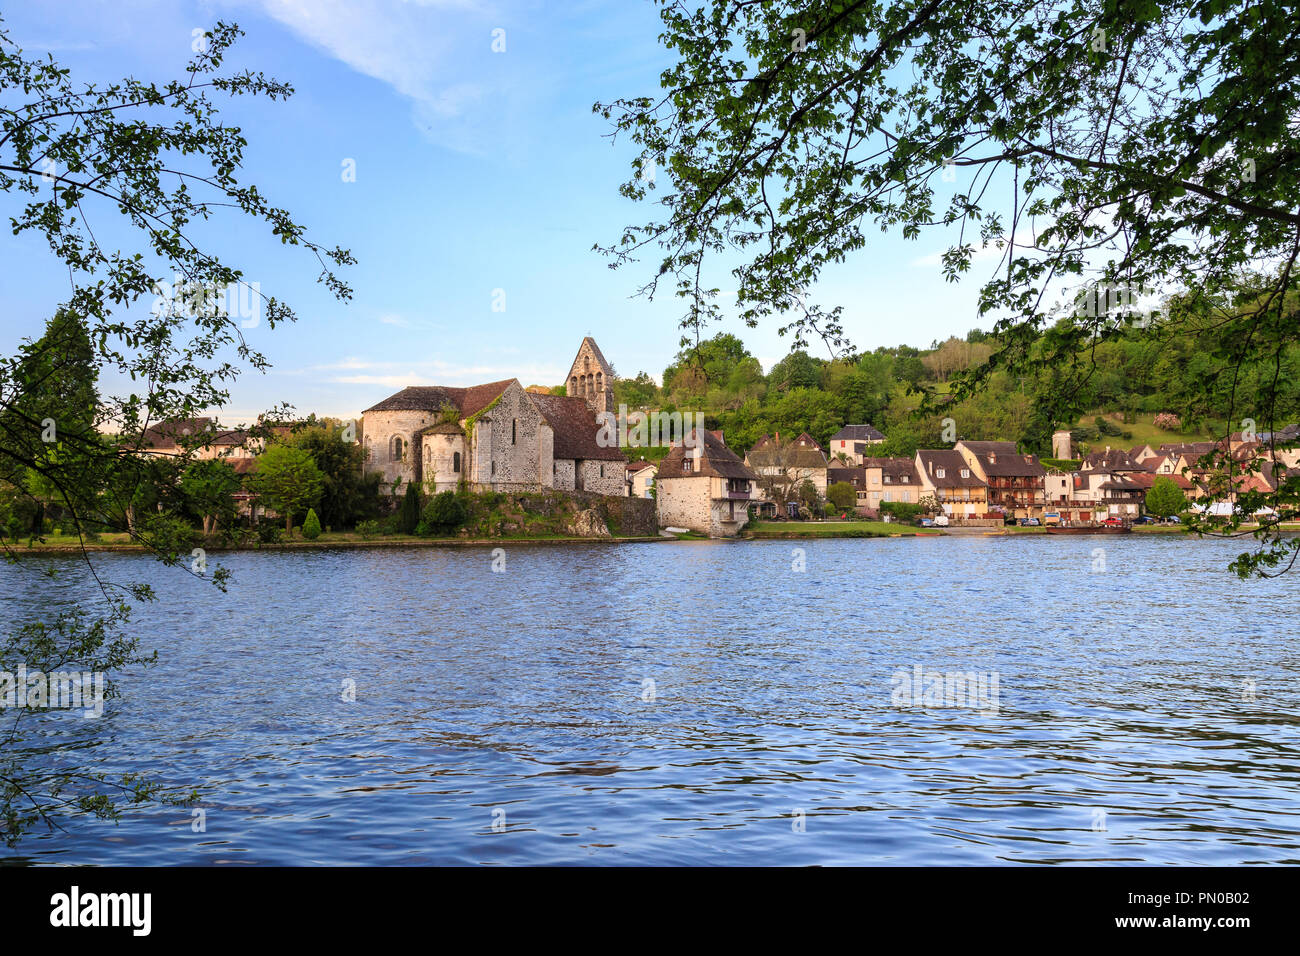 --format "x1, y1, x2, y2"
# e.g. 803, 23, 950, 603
826, 481, 857, 512
422, 491, 468, 534
1154, 412, 1182, 430
356, 519, 381, 539
302, 508, 322, 539
399, 483, 421, 534
880, 501, 926, 521
257, 523, 283, 545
